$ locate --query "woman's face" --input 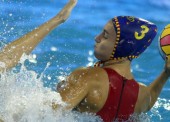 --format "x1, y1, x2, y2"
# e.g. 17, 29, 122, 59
94, 20, 116, 61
